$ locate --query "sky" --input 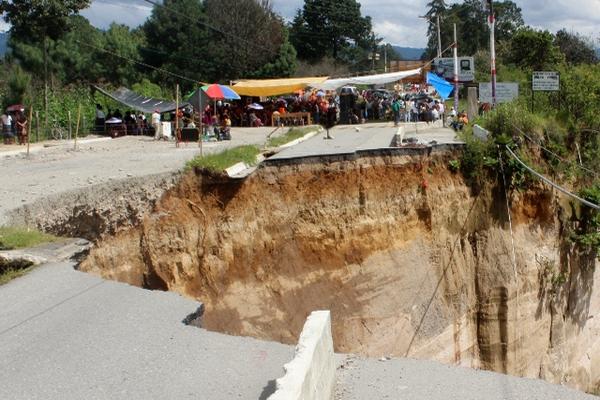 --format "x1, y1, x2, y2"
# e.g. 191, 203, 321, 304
79, 0, 599, 48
